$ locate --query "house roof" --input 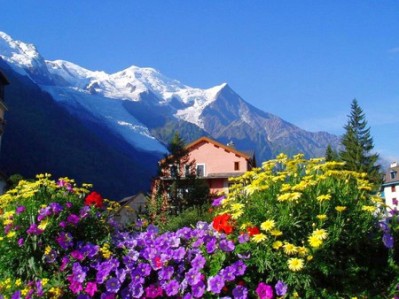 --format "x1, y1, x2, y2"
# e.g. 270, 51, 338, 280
0, 70, 9, 85
186, 136, 253, 160
383, 165, 399, 185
